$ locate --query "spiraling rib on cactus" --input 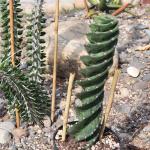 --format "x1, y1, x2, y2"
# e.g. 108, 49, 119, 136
27, 0, 46, 83
68, 15, 119, 147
